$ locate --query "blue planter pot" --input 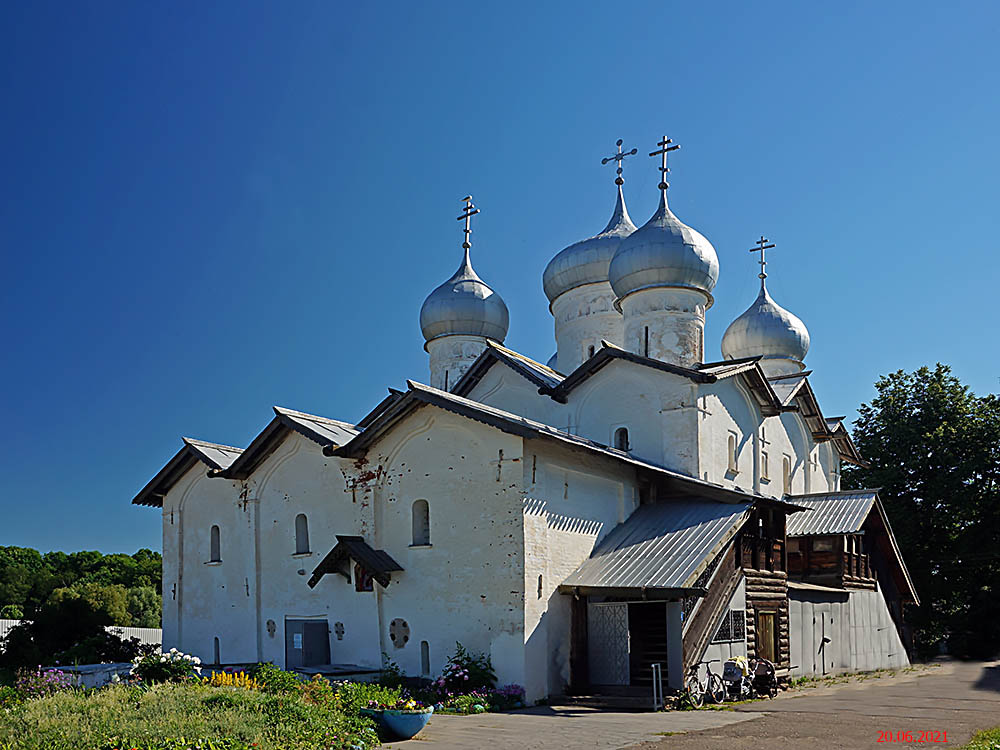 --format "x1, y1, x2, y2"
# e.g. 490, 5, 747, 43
360, 707, 434, 740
